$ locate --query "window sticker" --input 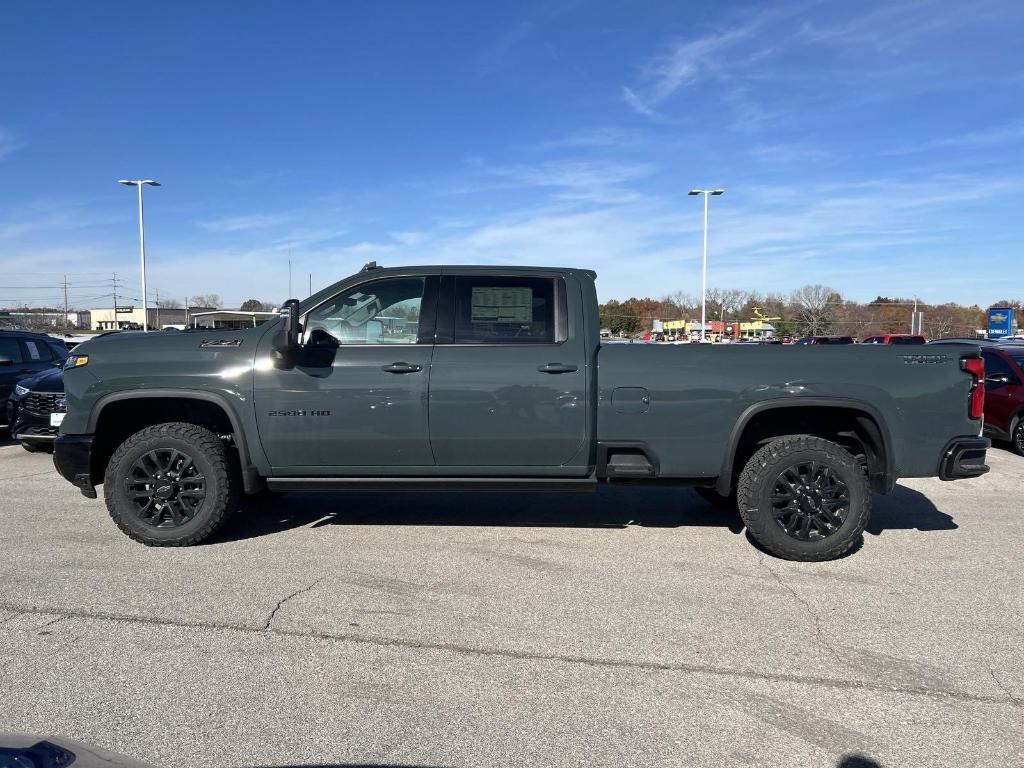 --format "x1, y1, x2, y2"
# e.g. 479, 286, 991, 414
25, 341, 41, 360
471, 287, 533, 323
